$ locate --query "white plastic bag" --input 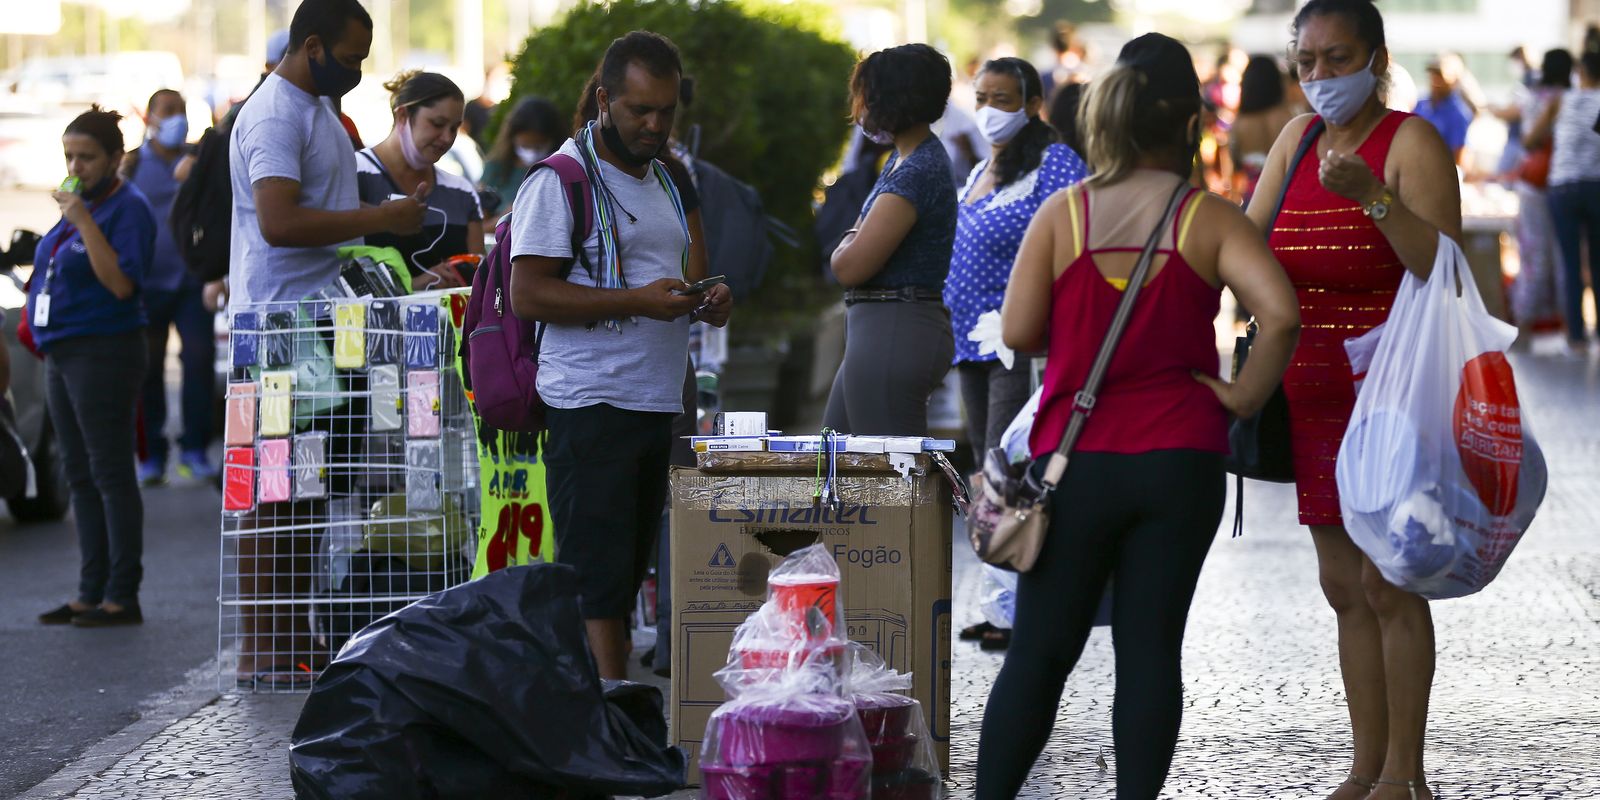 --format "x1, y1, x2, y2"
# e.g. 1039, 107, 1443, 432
978, 564, 1019, 629
1337, 236, 1546, 599
999, 387, 1044, 465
